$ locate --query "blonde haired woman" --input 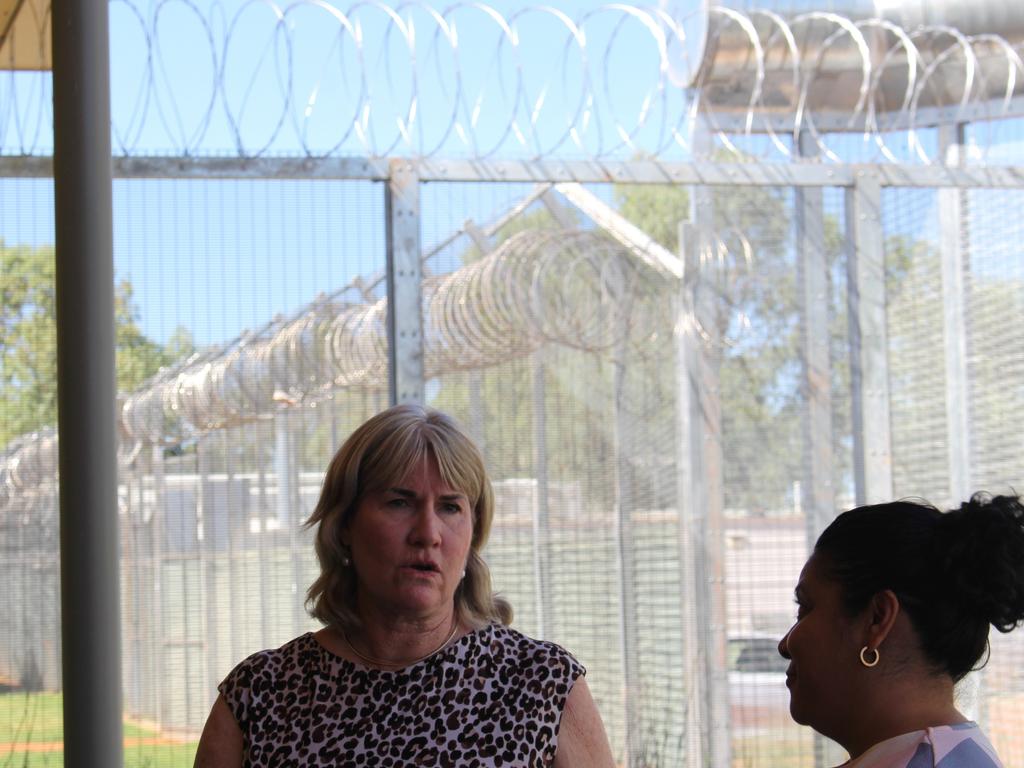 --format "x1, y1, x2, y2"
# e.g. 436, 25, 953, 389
196, 404, 613, 767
